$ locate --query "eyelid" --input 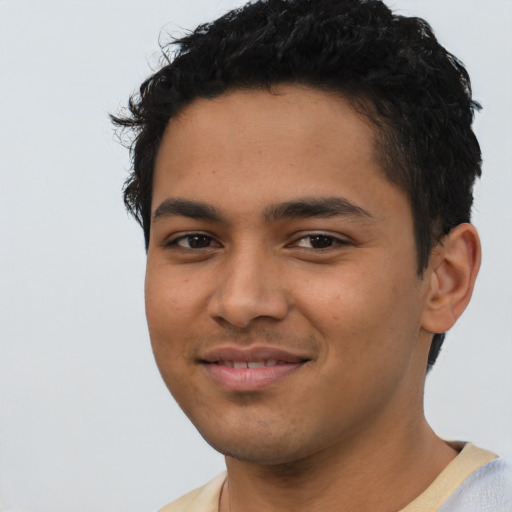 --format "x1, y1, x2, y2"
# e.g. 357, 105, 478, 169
163, 231, 221, 249
161, 230, 351, 250
288, 231, 351, 249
